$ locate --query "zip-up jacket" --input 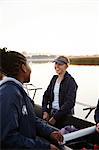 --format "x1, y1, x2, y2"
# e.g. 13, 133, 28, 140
0, 78, 54, 149
42, 72, 78, 121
